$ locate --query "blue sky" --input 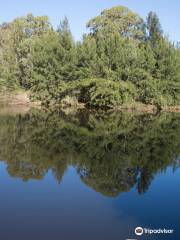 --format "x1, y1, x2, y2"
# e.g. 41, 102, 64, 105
1, 0, 180, 42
